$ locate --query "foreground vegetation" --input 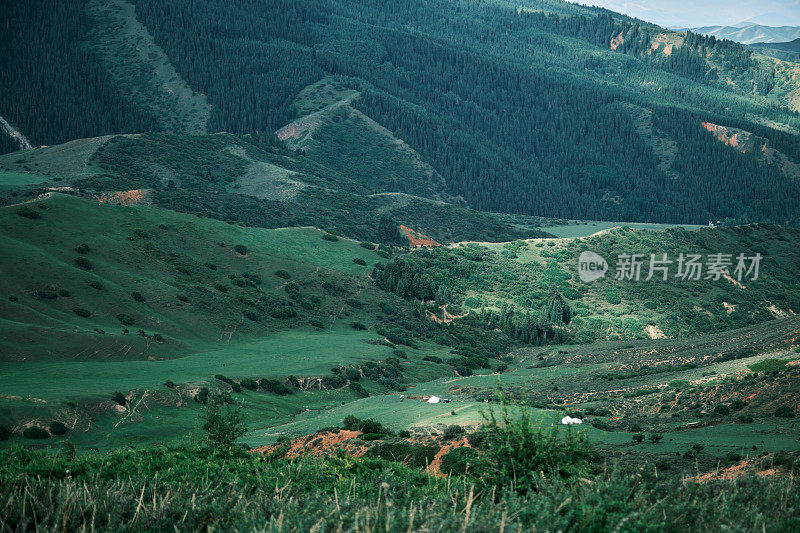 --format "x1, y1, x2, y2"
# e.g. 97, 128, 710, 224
2, 414, 798, 531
